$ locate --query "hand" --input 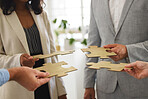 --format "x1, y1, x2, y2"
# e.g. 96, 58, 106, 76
20, 54, 39, 67
104, 44, 128, 61
8, 67, 50, 91
124, 61, 148, 79
84, 88, 95, 99
58, 94, 67, 99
